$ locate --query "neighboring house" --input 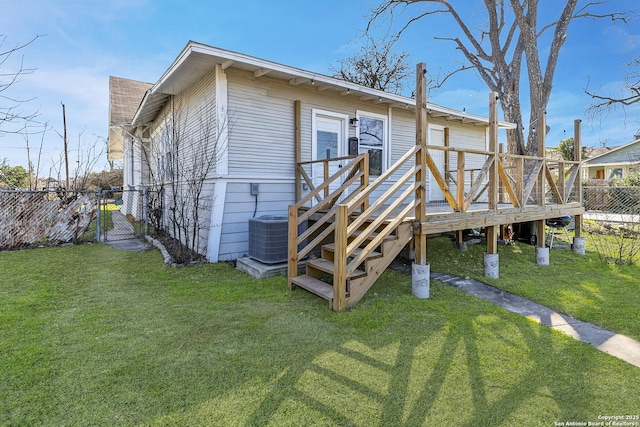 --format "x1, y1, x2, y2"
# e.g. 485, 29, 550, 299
582, 139, 640, 181
108, 41, 516, 263
108, 76, 153, 165
545, 145, 608, 162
